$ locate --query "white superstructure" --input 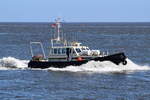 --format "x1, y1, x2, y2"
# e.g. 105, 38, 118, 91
30, 18, 108, 62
